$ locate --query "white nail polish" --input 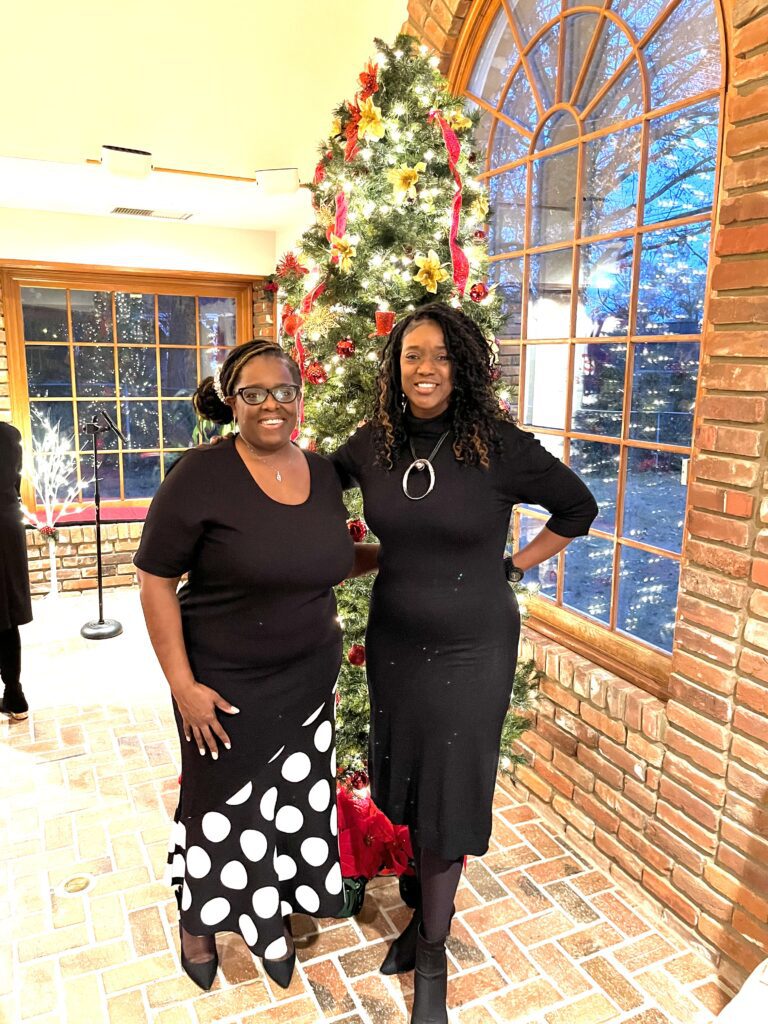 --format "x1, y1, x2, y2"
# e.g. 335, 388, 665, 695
225, 743, 231, 750
199, 749, 206, 756
212, 751, 218, 760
